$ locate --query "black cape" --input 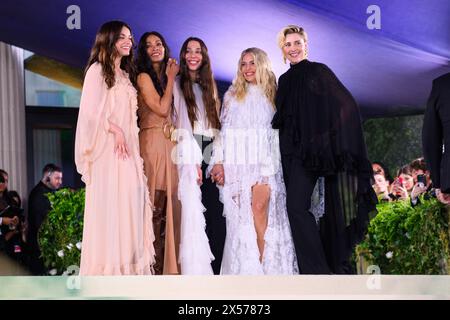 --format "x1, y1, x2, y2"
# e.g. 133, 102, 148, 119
273, 59, 377, 272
